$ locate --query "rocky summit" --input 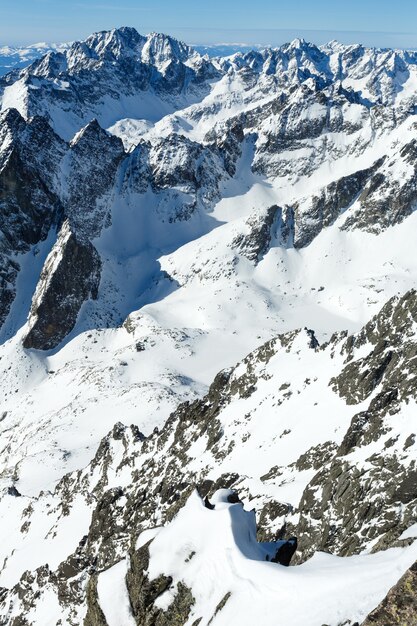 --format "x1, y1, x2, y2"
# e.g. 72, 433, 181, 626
1, 26, 417, 626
